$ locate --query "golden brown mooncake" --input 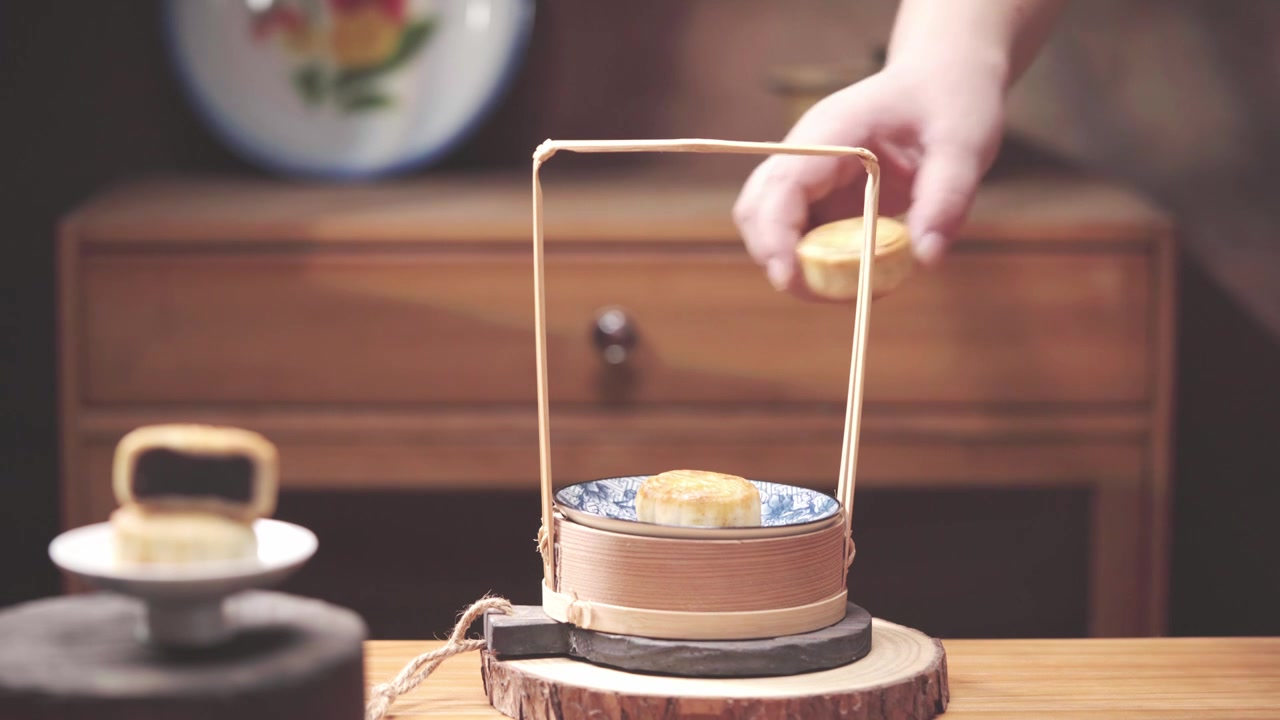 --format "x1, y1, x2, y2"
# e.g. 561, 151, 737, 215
795, 216, 914, 301
635, 470, 762, 528
109, 423, 278, 565
110, 505, 258, 565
